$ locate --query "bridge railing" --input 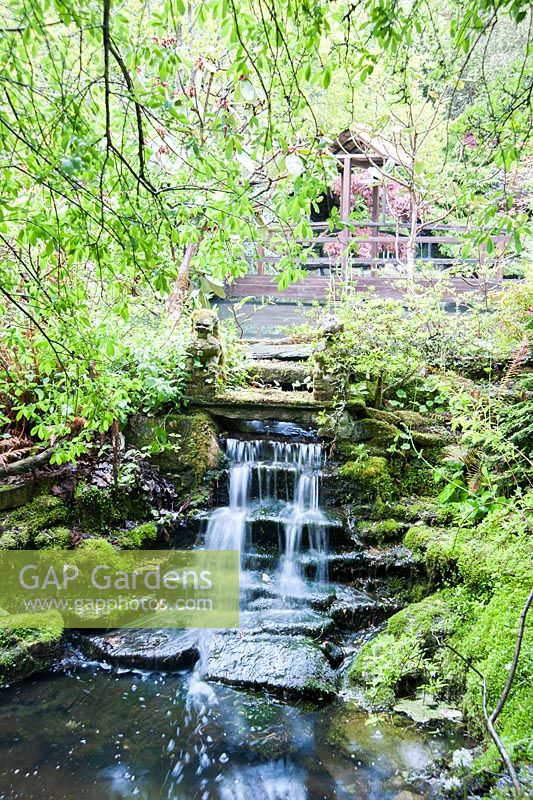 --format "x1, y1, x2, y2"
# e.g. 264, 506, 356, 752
249, 220, 510, 278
